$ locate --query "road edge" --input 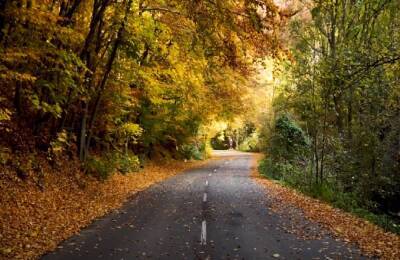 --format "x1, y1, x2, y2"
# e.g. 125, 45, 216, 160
252, 154, 400, 259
